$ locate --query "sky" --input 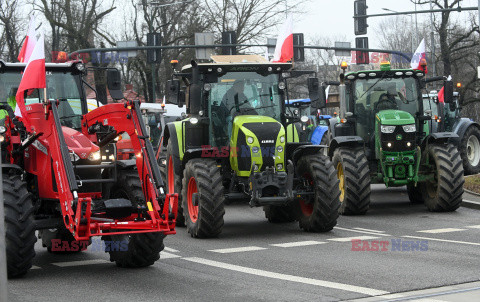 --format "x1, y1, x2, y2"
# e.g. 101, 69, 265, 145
293, 0, 479, 48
